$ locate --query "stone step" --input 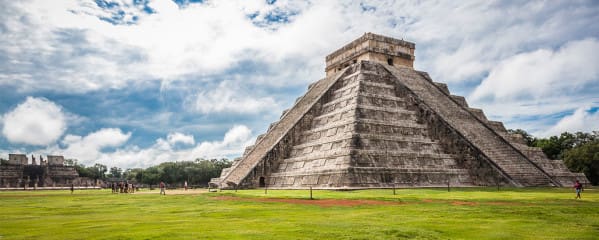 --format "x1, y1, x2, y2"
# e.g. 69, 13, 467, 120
255, 134, 265, 144
450, 95, 468, 107
383, 65, 557, 186
279, 109, 289, 119
467, 108, 488, 121
300, 120, 354, 136
242, 145, 254, 157
434, 82, 450, 95
487, 121, 507, 133
269, 167, 473, 178
217, 67, 353, 186
268, 121, 279, 131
